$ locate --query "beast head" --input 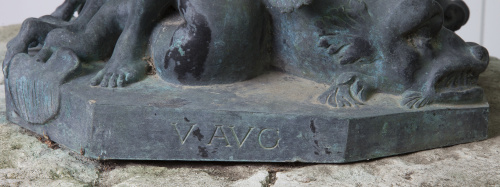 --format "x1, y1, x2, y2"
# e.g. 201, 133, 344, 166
269, 0, 489, 108
372, 0, 488, 108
